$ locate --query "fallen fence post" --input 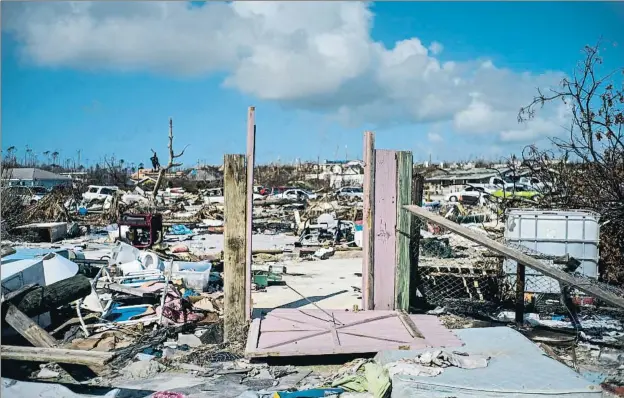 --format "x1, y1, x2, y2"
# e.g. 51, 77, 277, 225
403, 205, 624, 310
224, 154, 248, 342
